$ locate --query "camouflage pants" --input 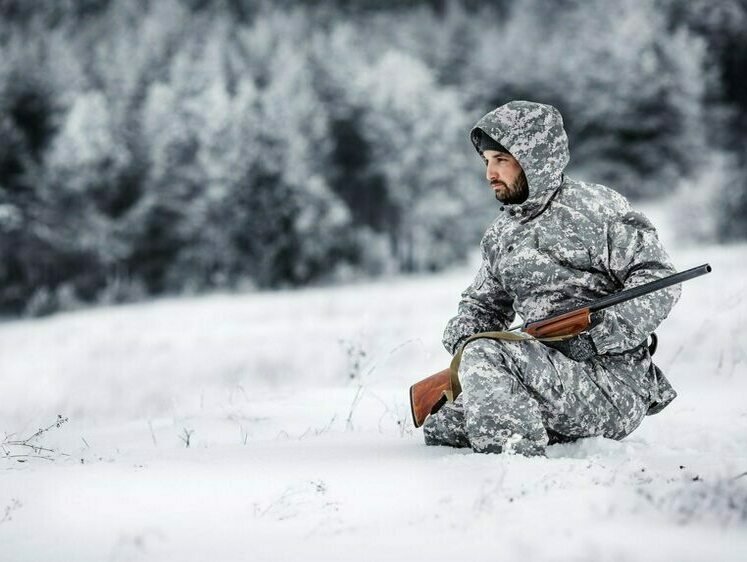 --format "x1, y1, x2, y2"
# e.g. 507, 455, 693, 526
422, 338, 649, 456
